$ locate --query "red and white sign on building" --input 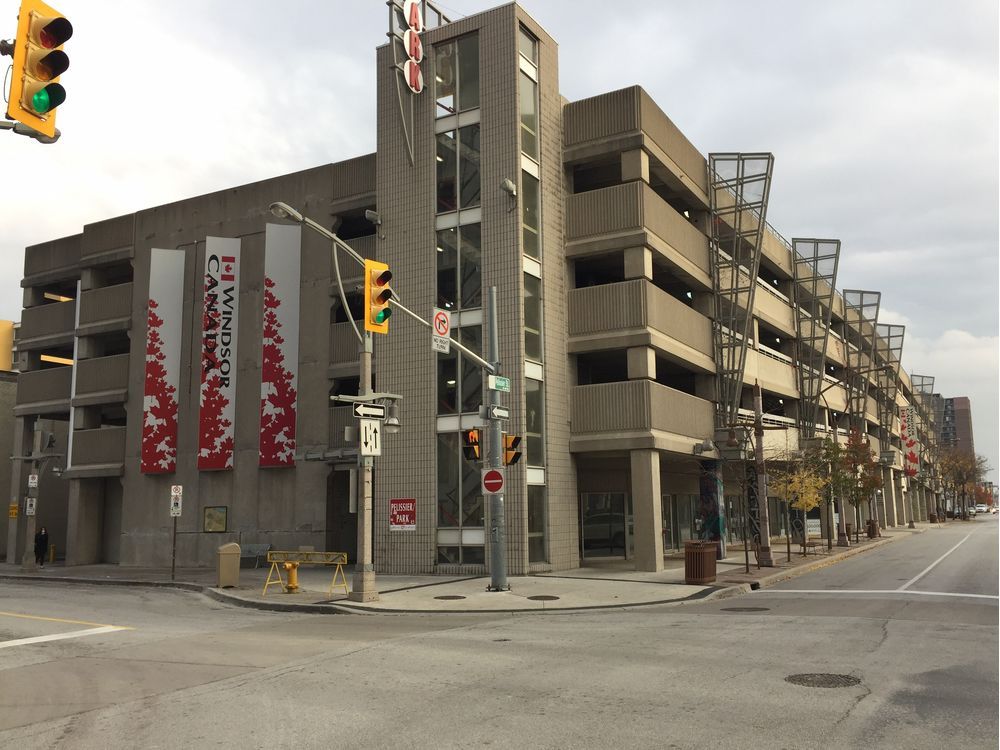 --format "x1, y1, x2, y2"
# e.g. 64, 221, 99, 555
389, 498, 417, 531
259, 224, 302, 468
141, 248, 186, 474
394, 0, 424, 94
198, 237, 241, 471
900, 406, 920, 478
